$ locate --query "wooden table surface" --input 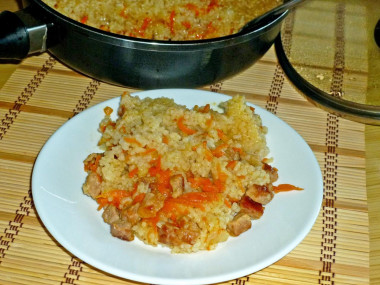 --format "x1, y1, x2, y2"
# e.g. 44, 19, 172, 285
0, 0, 379, 283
